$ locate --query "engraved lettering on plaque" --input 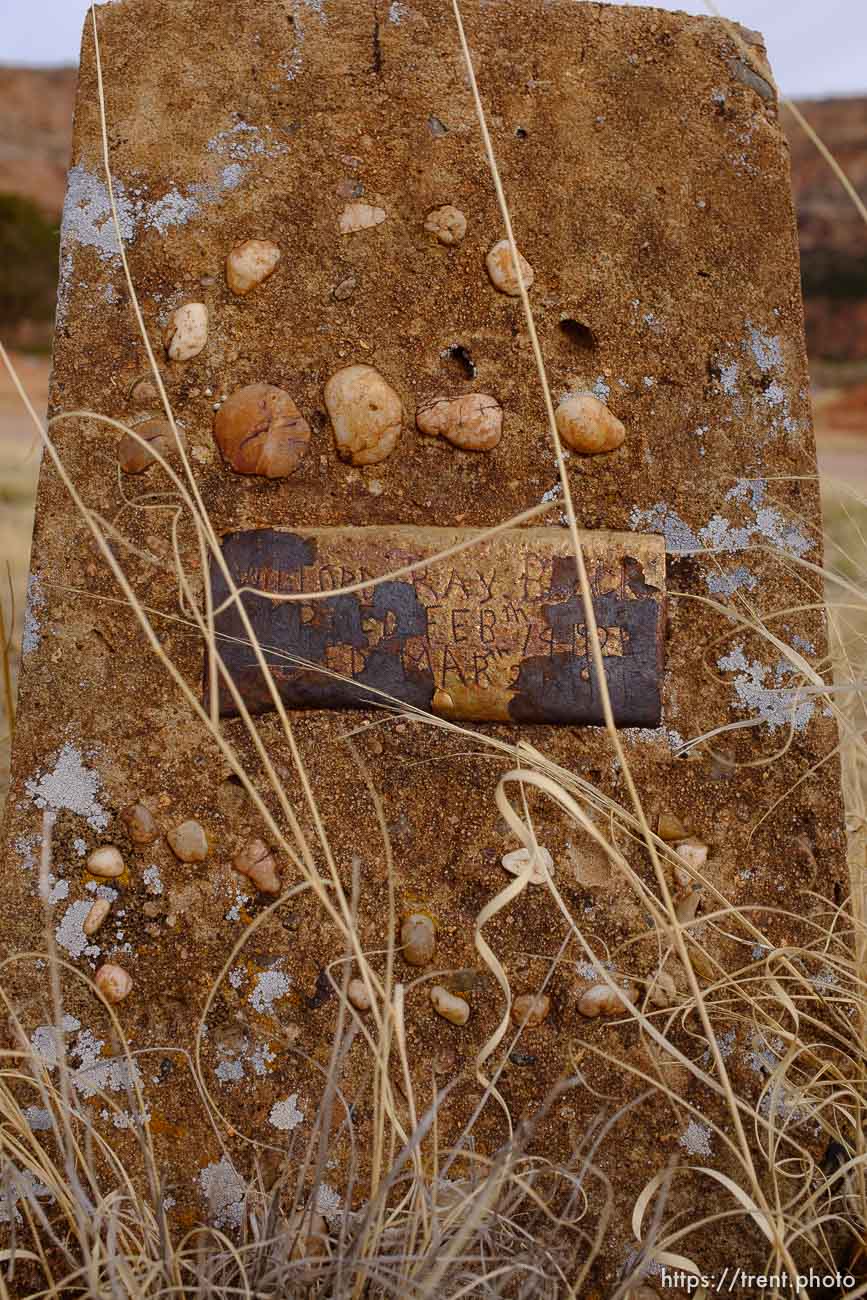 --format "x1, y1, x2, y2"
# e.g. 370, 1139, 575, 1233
205, 527, 665, 726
